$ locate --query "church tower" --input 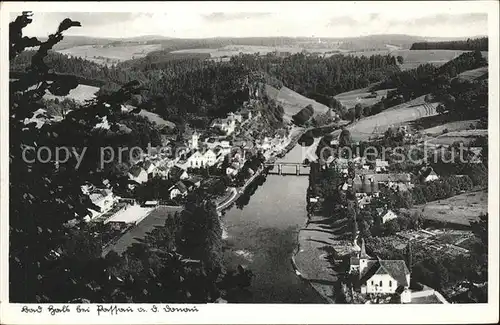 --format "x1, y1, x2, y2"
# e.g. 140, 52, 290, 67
190, 131, 199, 150
359, 238, 370, 275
